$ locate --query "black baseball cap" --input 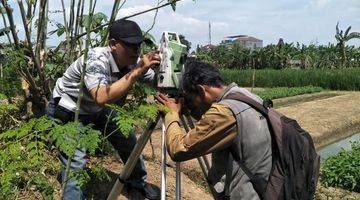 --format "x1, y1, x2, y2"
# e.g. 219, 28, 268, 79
109, 19, 143, 44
